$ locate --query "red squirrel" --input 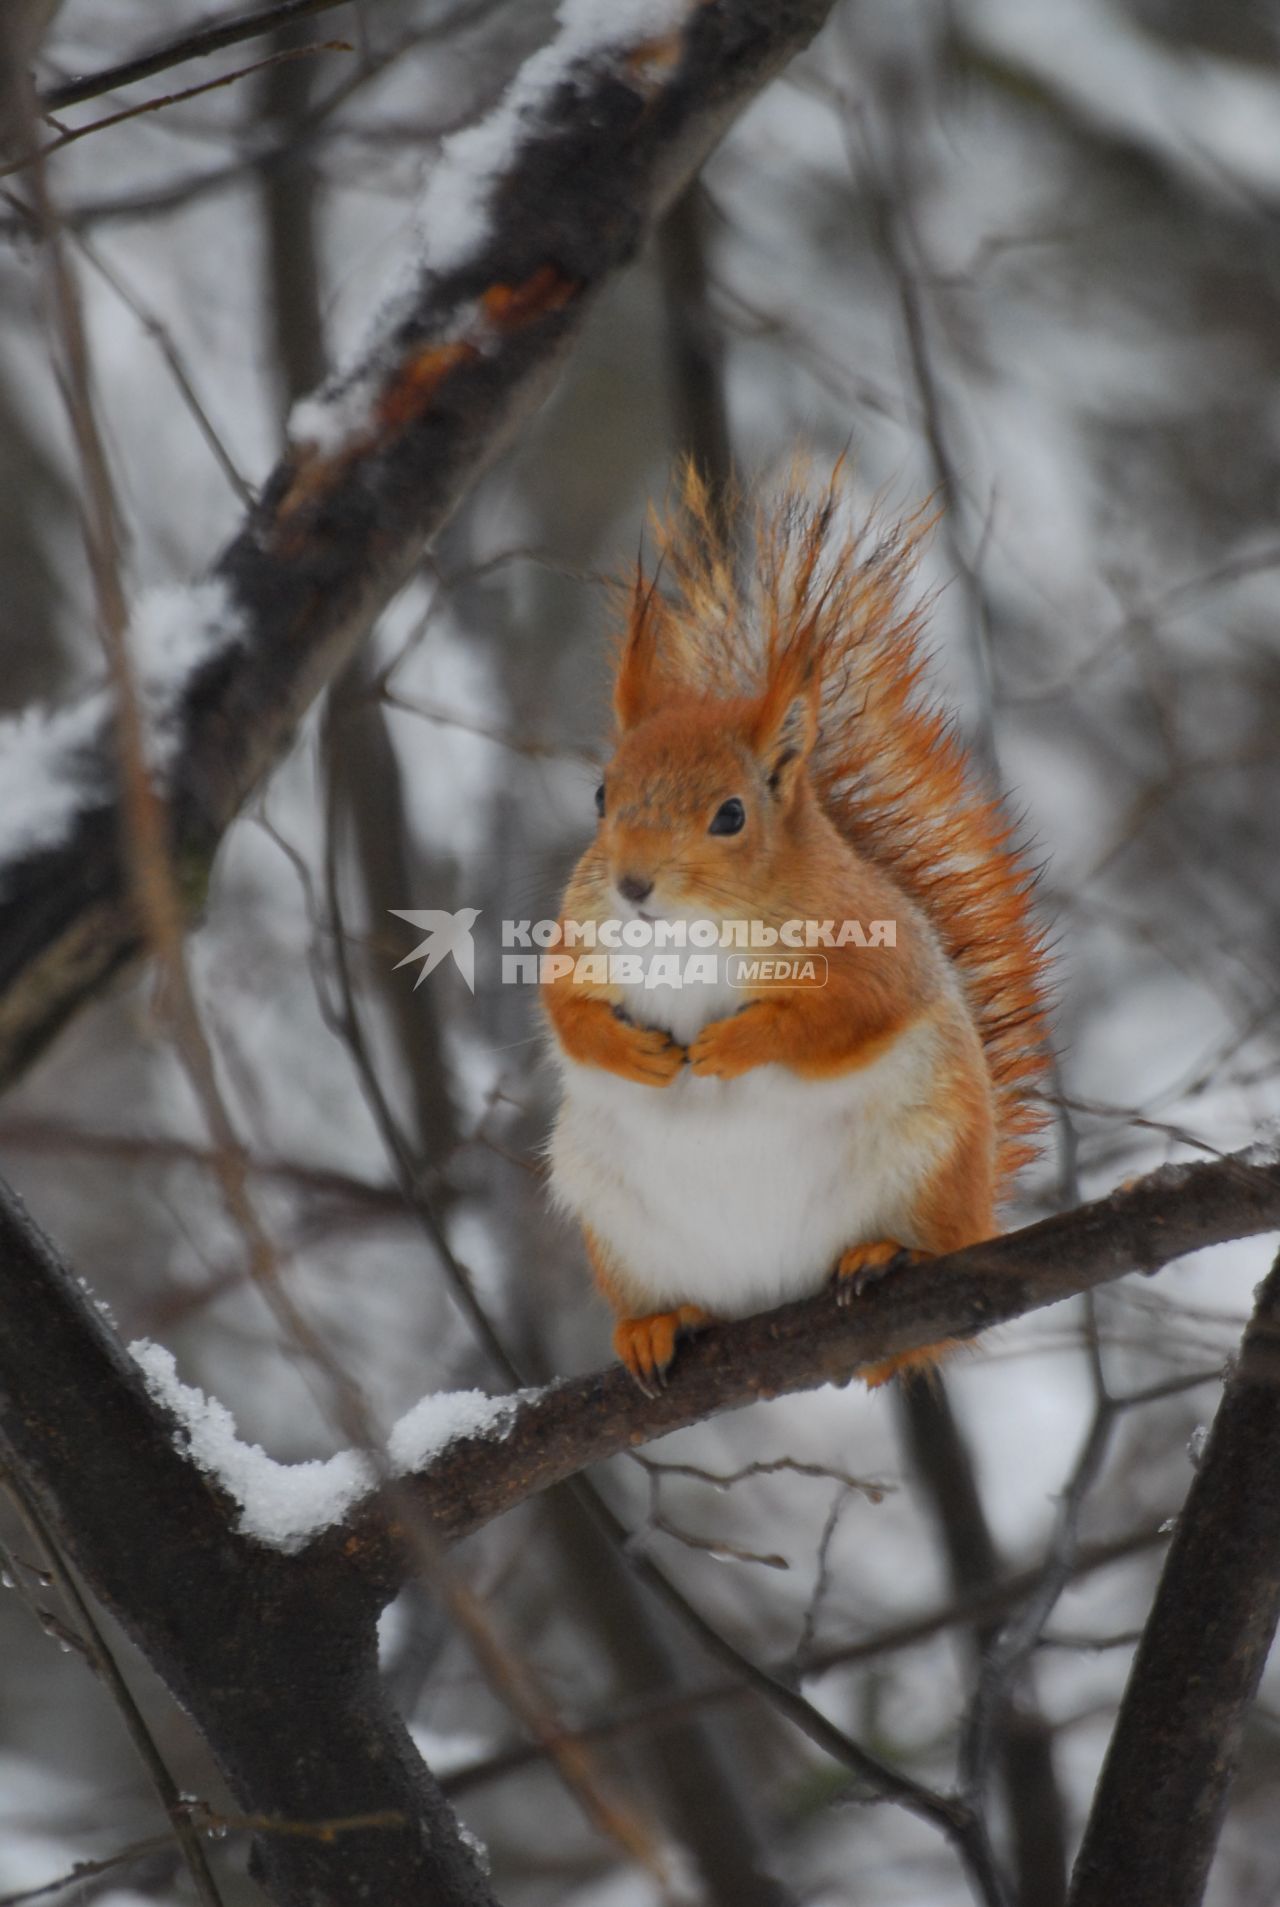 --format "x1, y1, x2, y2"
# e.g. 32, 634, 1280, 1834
543, 468, 1050, 1388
